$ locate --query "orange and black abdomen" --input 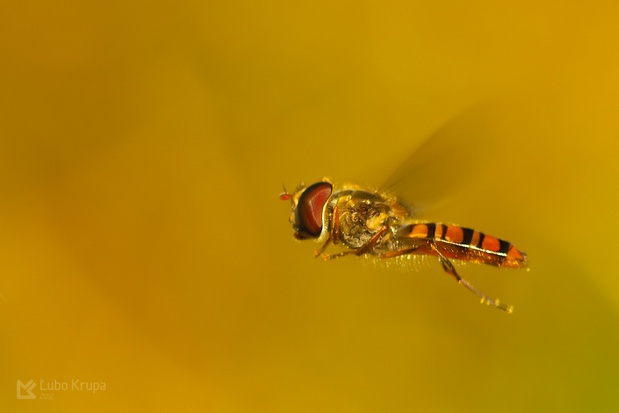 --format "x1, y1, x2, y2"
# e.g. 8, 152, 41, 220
398, 223, 527, 268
